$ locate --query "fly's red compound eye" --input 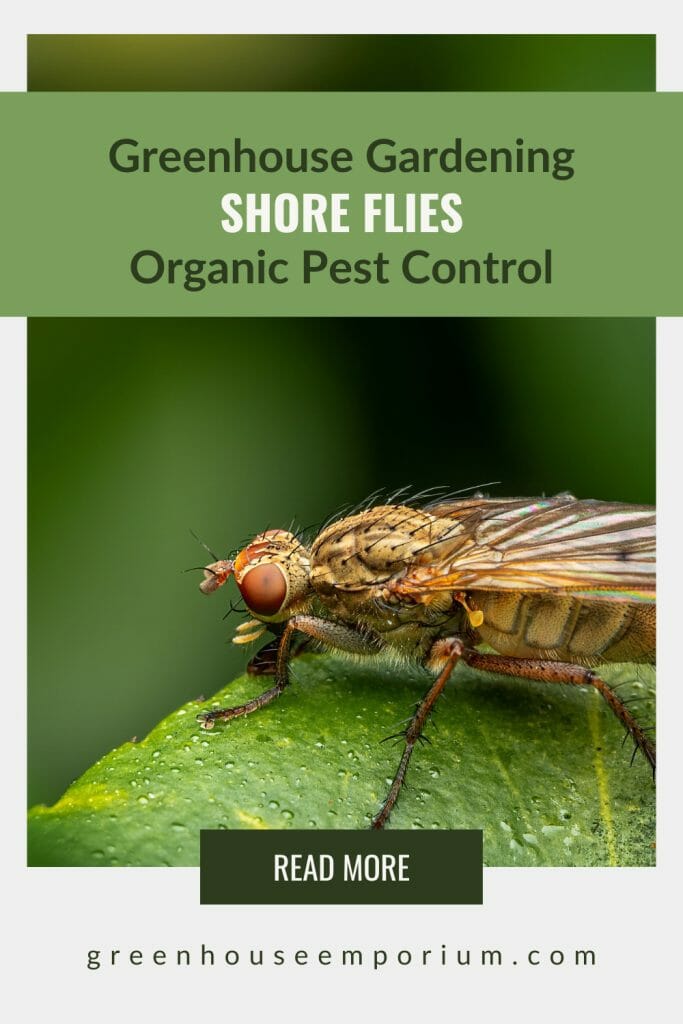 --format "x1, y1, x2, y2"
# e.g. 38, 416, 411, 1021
237, 563, 287, 617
